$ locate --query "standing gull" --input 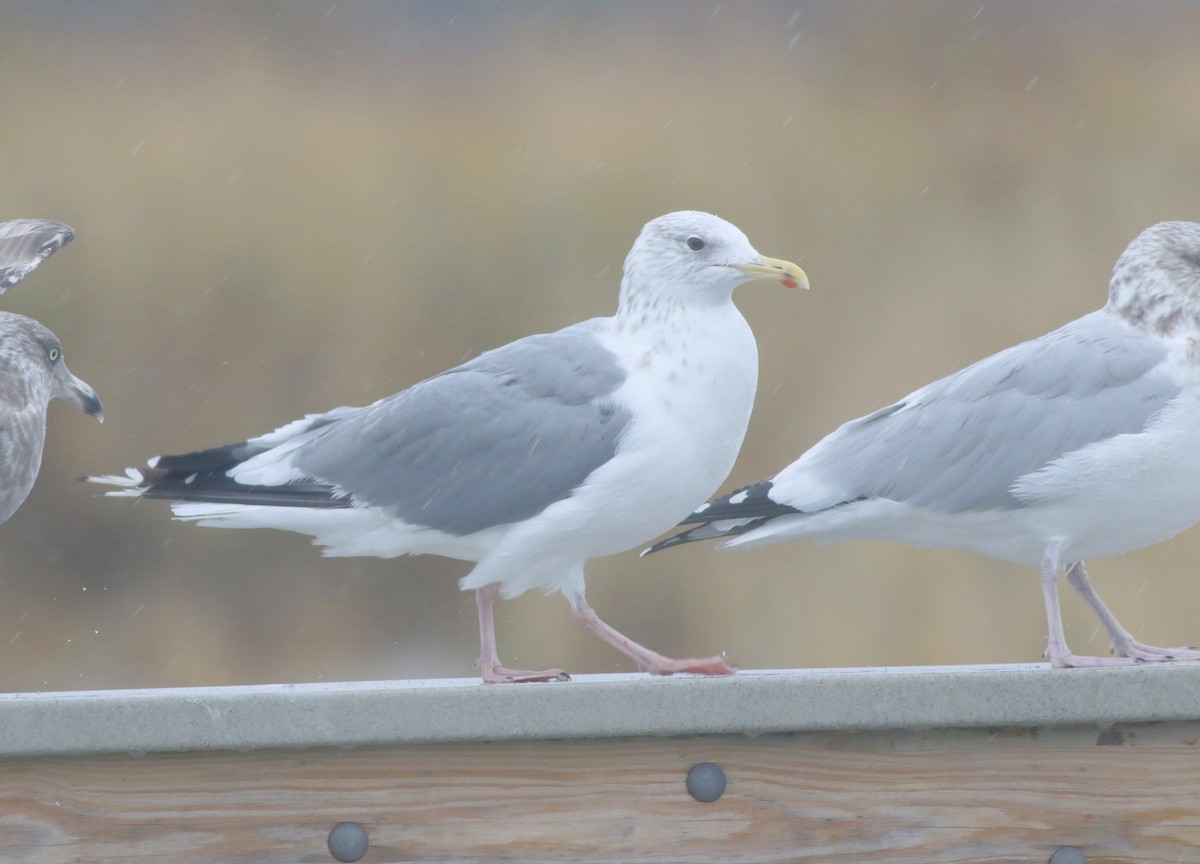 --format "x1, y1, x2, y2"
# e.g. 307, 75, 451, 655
649, 221, 1200, 668
90, 211, 806, 682
0, 218, 103, 525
